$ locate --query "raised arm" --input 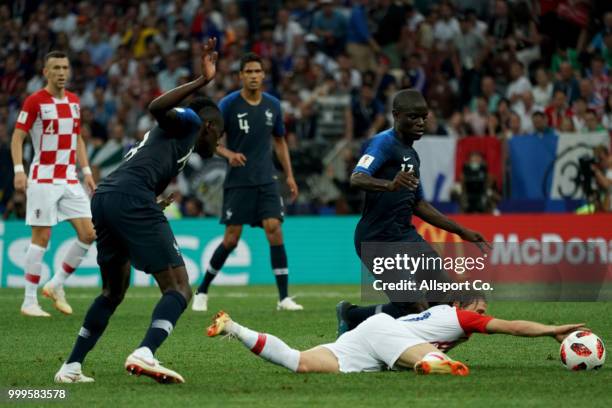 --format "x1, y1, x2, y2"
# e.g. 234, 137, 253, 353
148, 38, 218, 122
